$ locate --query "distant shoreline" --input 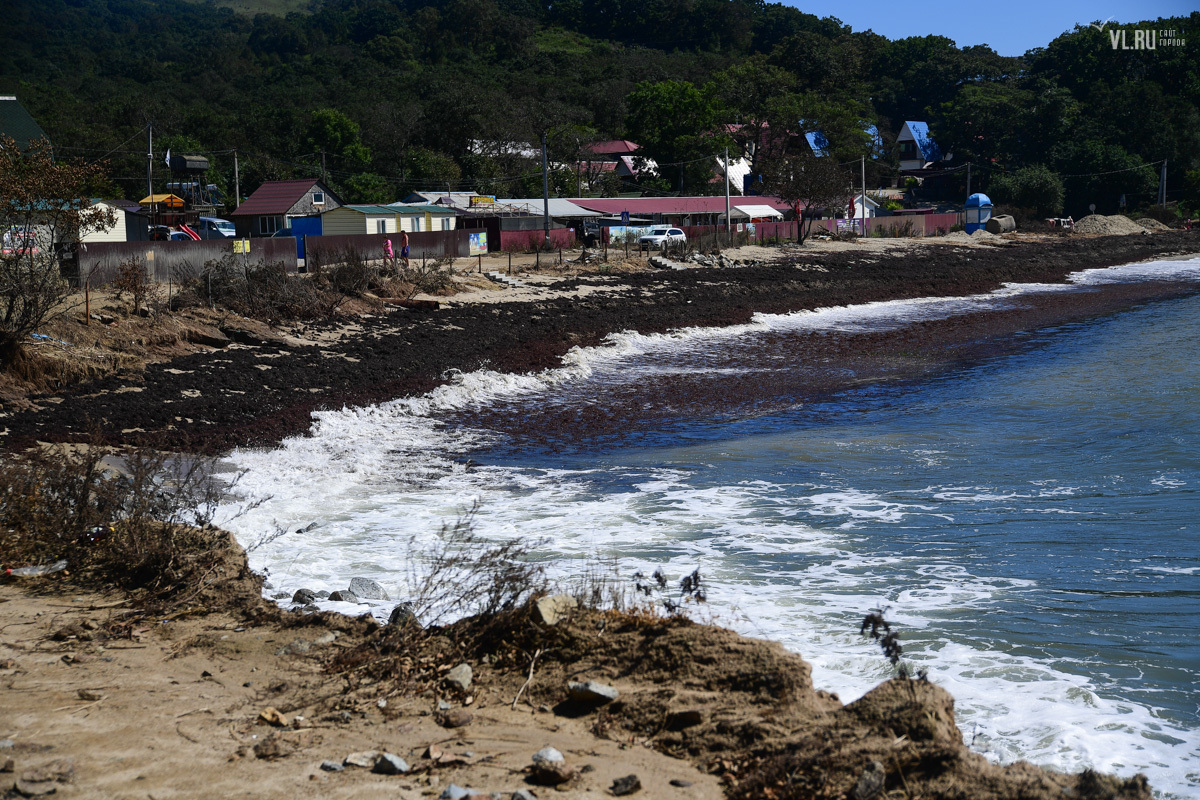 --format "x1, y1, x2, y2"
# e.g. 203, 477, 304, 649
3, 232, 1197, 455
